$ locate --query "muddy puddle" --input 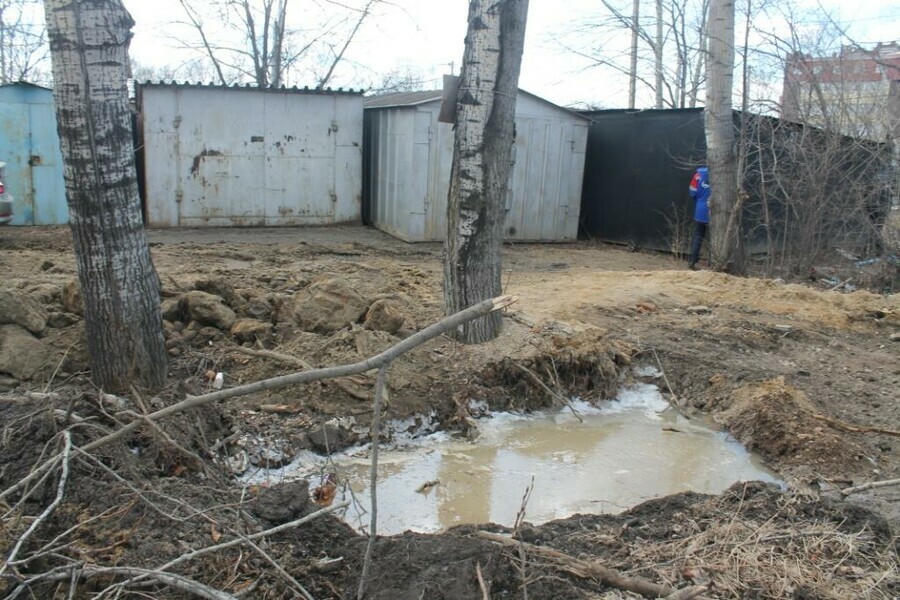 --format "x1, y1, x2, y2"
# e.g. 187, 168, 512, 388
246, 380, 779, 535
